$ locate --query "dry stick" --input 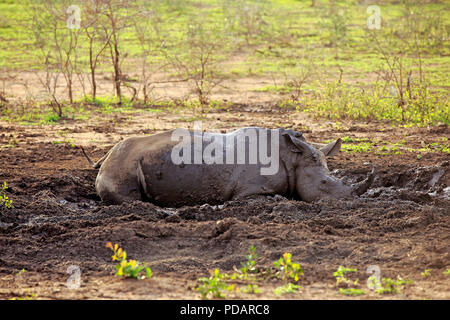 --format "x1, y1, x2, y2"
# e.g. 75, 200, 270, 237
122, 81, 137, 102
83, 4, 113, 99
52, 15, 80, 105
103, 1, 137, 104
107, 30, 121, 102
371, 32, 407, 122
34, 52, 62, 116
397, 21, 431, 124
139, 61, 171, 103
86, 28, 112, 99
